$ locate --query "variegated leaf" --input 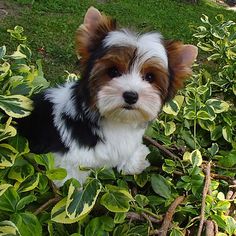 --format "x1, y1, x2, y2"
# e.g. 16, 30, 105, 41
0, 221, 21, 236
0, 144, 18, 169
0, 94, 33, 118
66, 179, 102, 219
